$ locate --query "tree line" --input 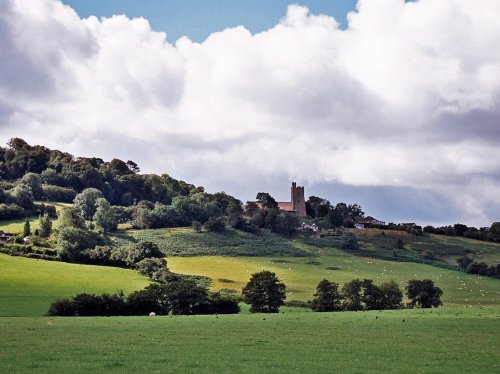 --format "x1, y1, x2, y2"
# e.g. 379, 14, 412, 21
423, 222, 500, 244
48, 270, 443, 317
